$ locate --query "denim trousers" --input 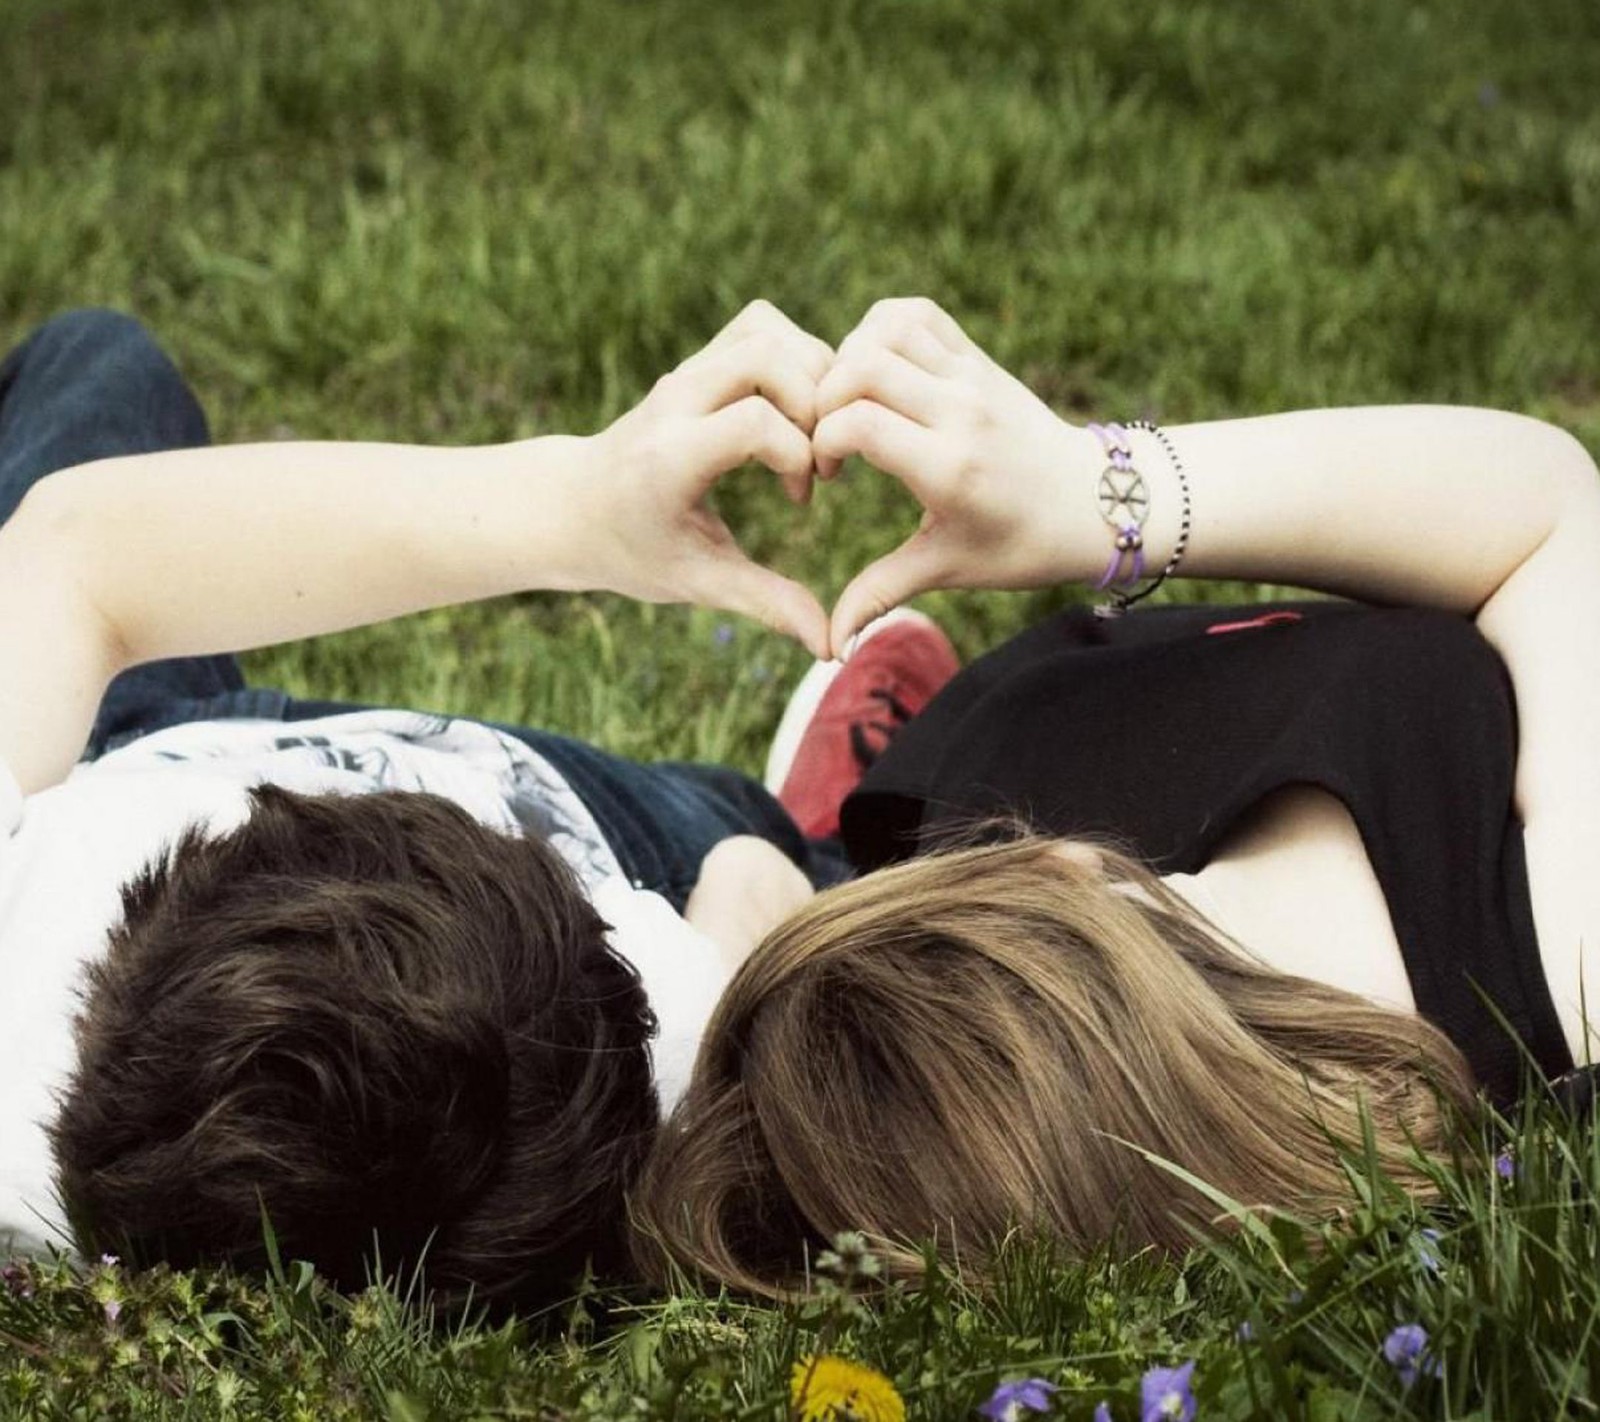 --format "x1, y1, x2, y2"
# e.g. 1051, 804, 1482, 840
0, 308, 845, 912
